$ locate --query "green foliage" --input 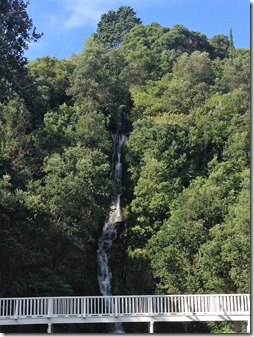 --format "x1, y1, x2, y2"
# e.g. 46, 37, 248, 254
0, 96, 33, 186
213, 49, 250, 93
120, 23, 214, 80
124, 247, 155, 294
94, 6, 141, 49
38, 146, 111, 235
195, 169, 250, 293
222, 49, 250, 93
0, 174, 73, 296
0, 4, 250, 333
229, 27, 235, 59
209, 34, 229, 59
147, 160, 249, 294
123, 29, 249, 304
28, 56, 76, 123
68, 45, 130, 128
0, 0, 42, 101
172, 51, 213, 85
126, 112, 216, 251
207, 322, 234, 334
